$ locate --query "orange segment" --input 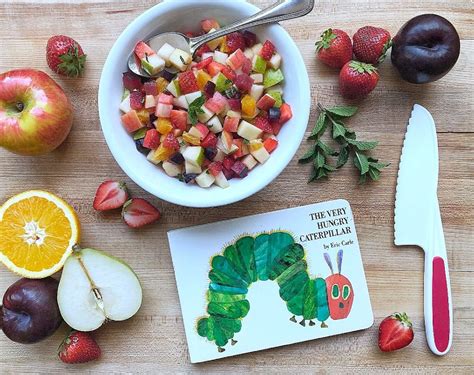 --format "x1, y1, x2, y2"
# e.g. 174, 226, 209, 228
0, 190, 80, 278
